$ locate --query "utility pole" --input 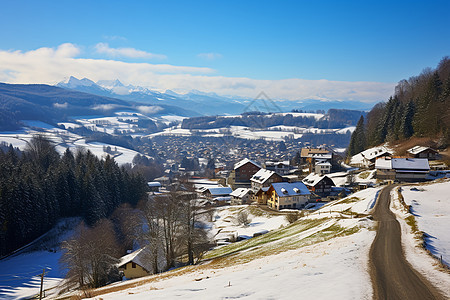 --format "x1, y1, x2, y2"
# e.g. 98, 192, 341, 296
39, 268, 46, 300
